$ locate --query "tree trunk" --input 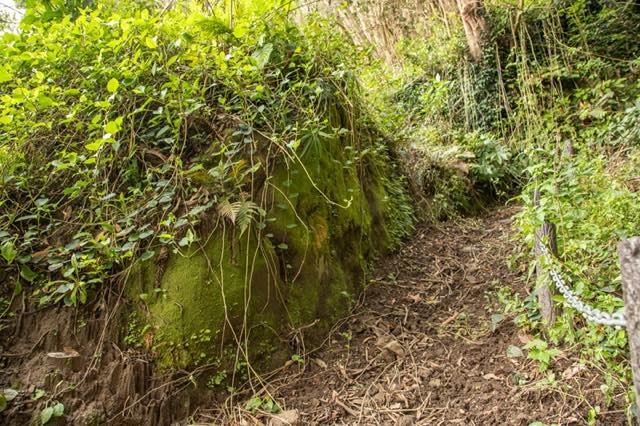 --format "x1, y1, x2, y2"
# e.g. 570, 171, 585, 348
456, 0, 487, 60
